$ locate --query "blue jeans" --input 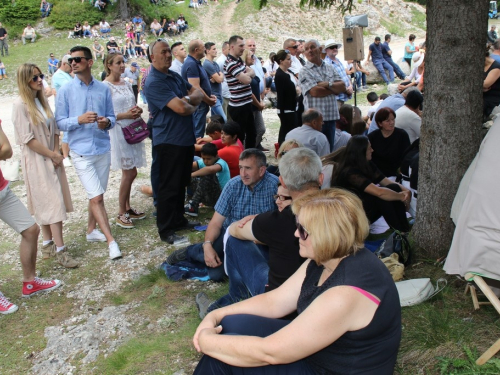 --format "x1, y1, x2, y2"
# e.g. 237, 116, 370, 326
48, 66, 56, 75
385, 58, 405, 79
193, 315, 316, 374
209, 237, 269, 312
135, 32, 142, 44
186, 228, 226, 281
192, 102, 210, 138
83, 30, 91, 37
151, 28, 163, 37
322, 120, 336, 153
210, 97, 227, 123
354, 71, 366, 88
373, 59, 394, 84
